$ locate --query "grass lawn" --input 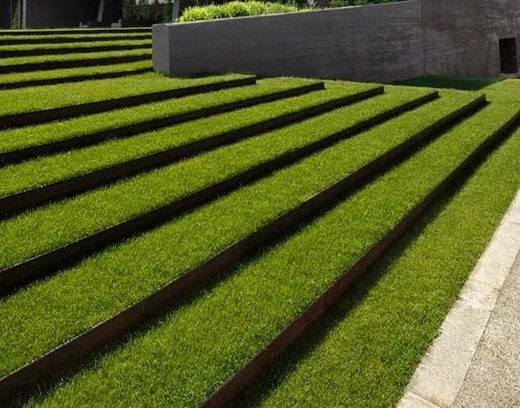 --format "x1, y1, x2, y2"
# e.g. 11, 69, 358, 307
0, 34, 518, 407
